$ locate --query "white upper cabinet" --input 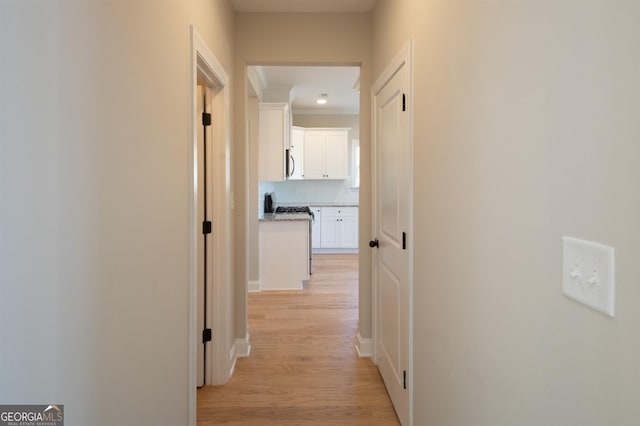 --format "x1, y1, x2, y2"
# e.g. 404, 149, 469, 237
302, 128, 349, 180
289, 126, 305, 180
303, 130, 325, 179
258, 102, 290, 182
